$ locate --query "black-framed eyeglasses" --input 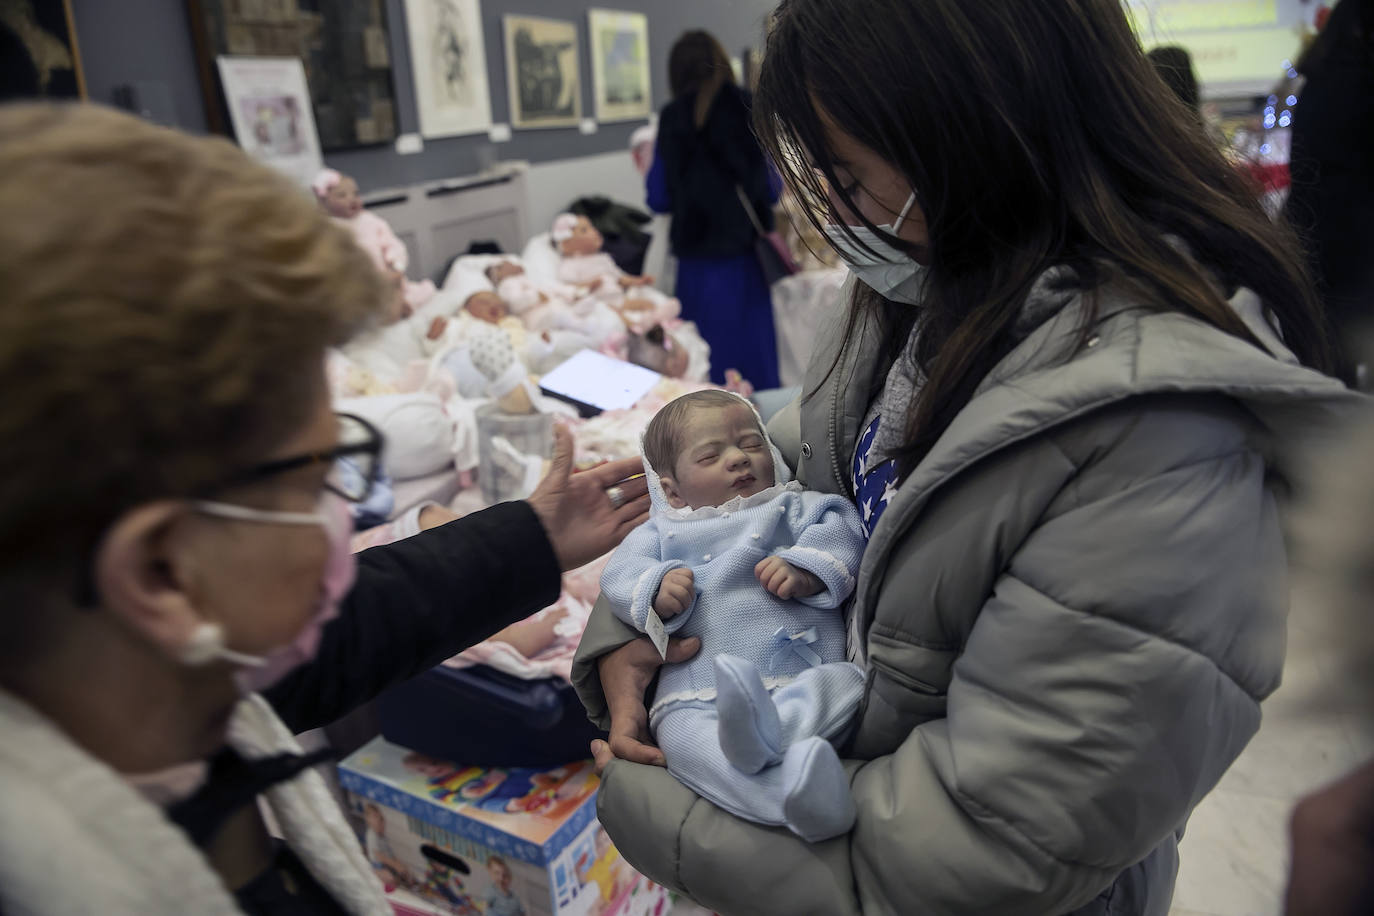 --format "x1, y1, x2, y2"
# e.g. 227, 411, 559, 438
217, 412, 385, 503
